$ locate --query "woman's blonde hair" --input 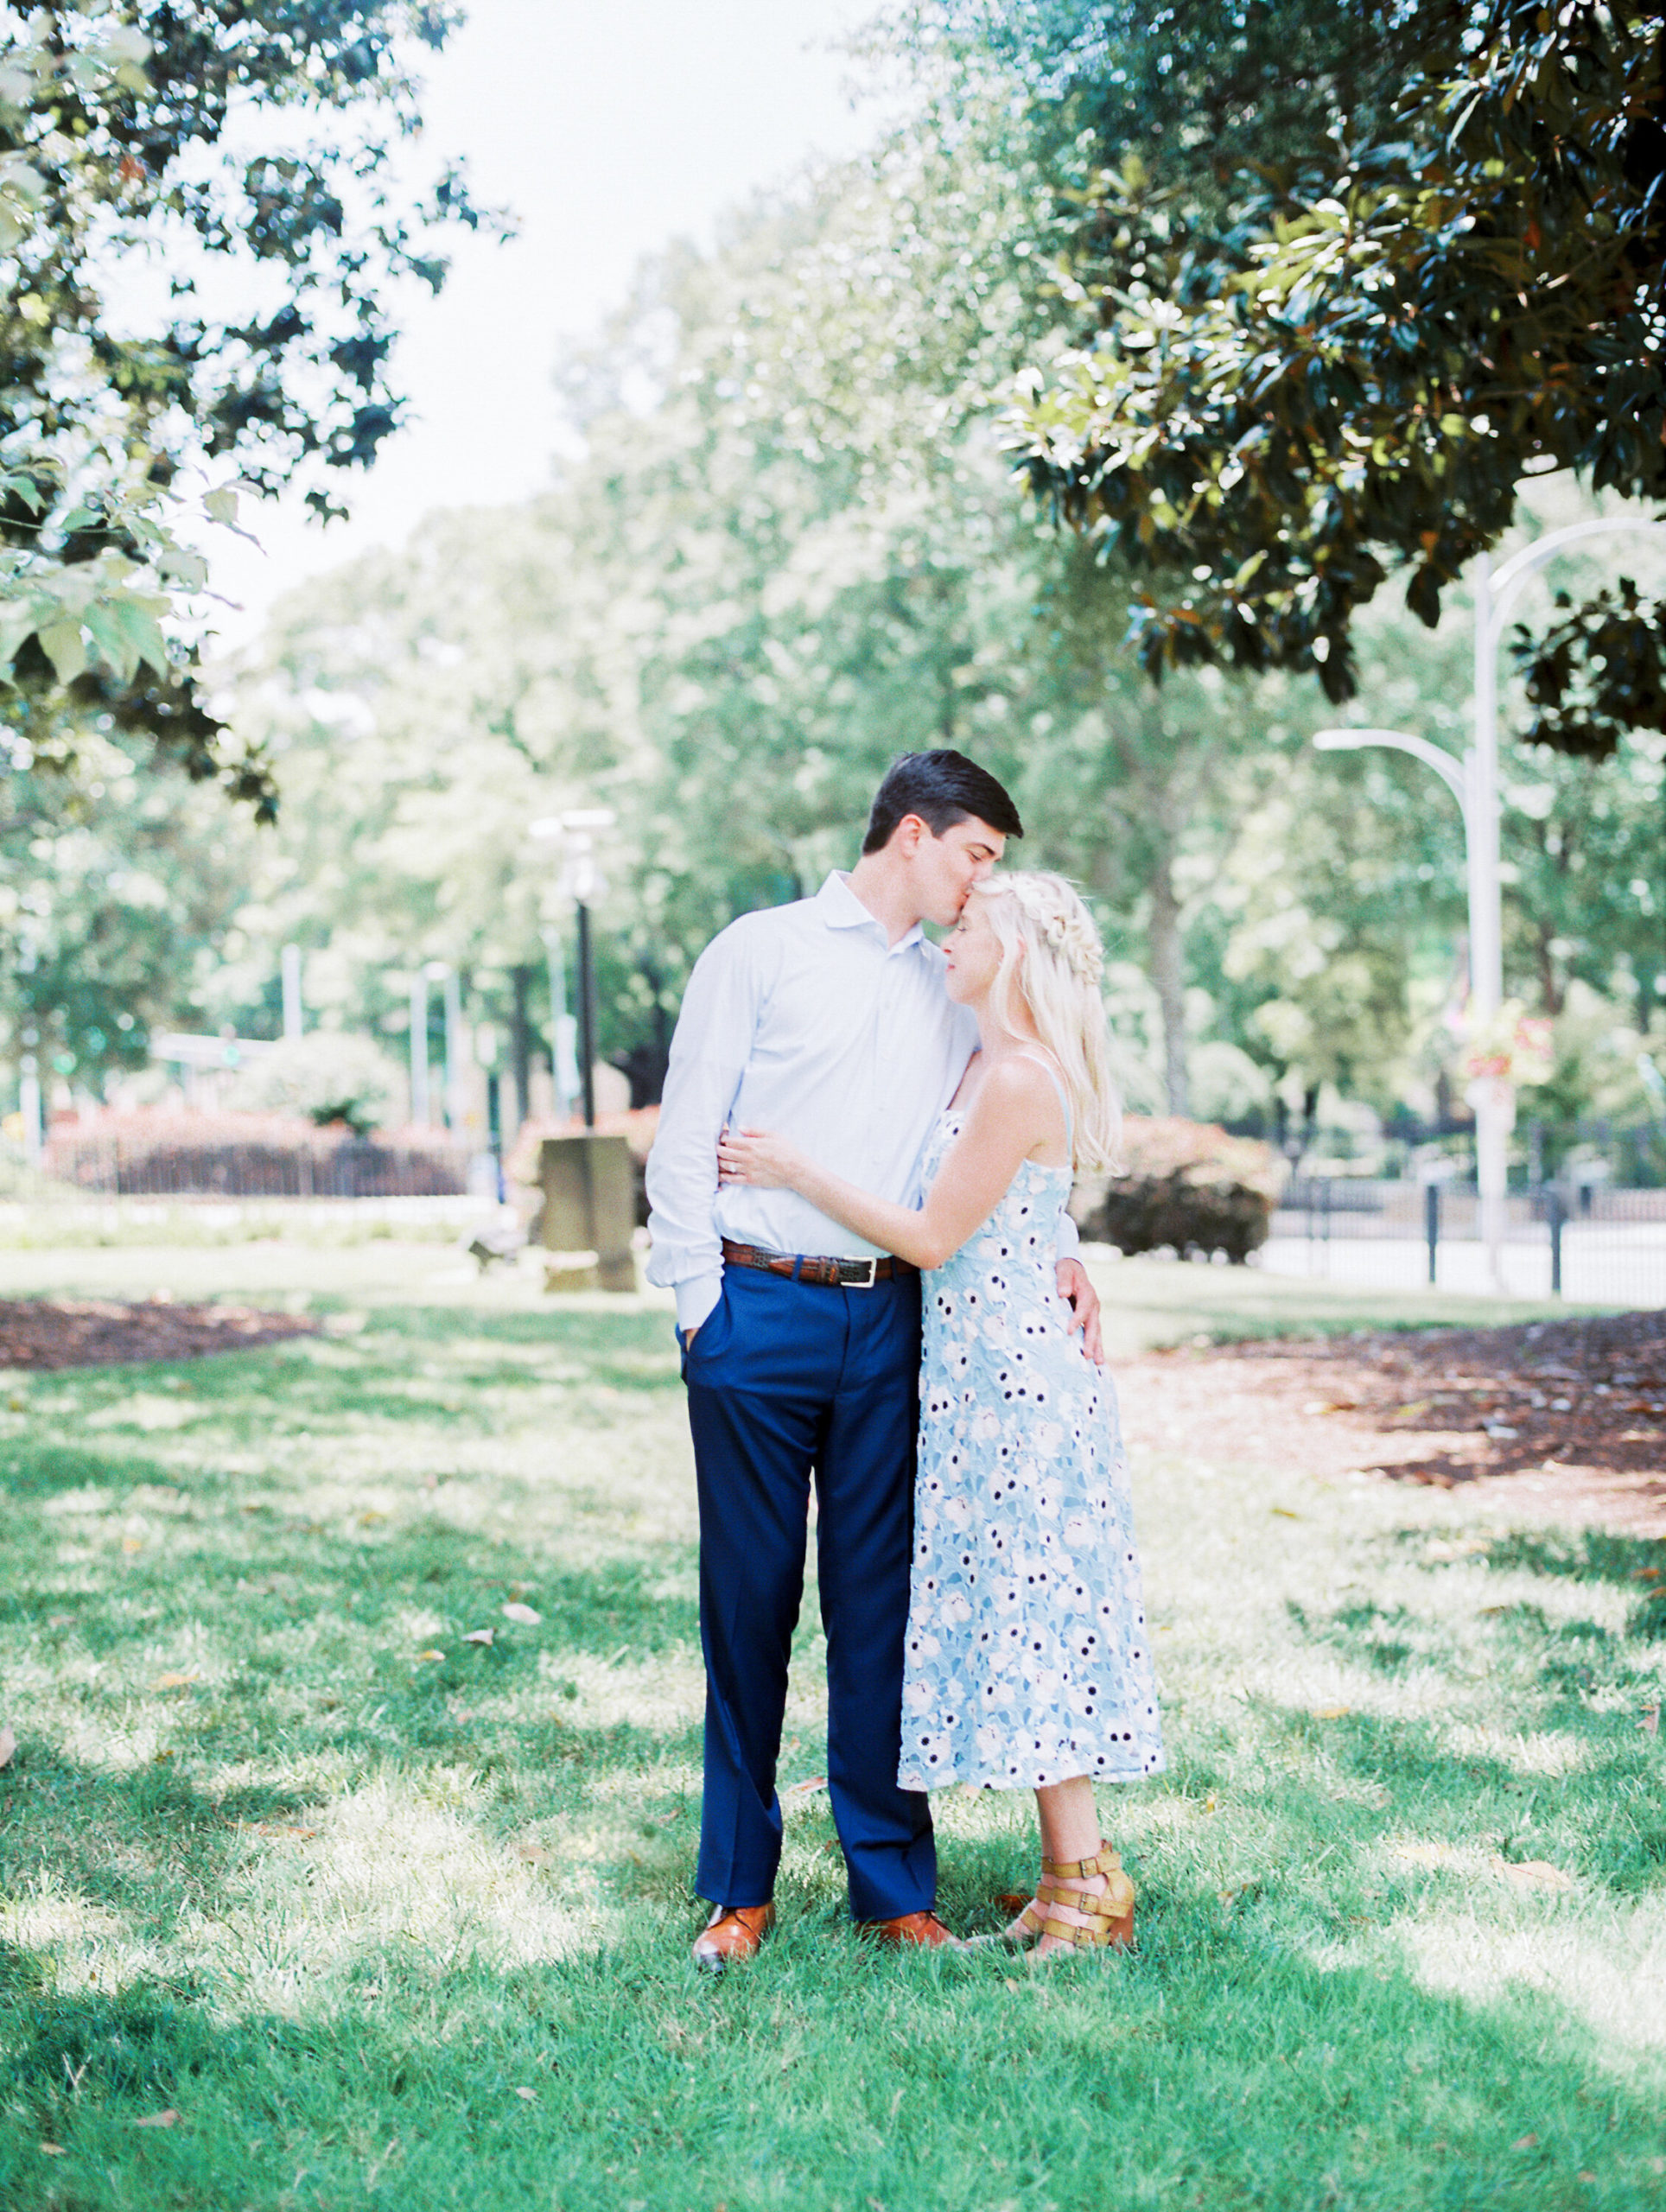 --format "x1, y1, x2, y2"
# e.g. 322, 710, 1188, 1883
971, 871, 1122, 1173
